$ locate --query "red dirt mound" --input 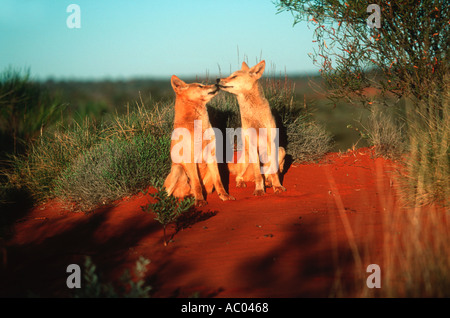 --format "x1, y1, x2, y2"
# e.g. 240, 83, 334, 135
0, 148, 408, 297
